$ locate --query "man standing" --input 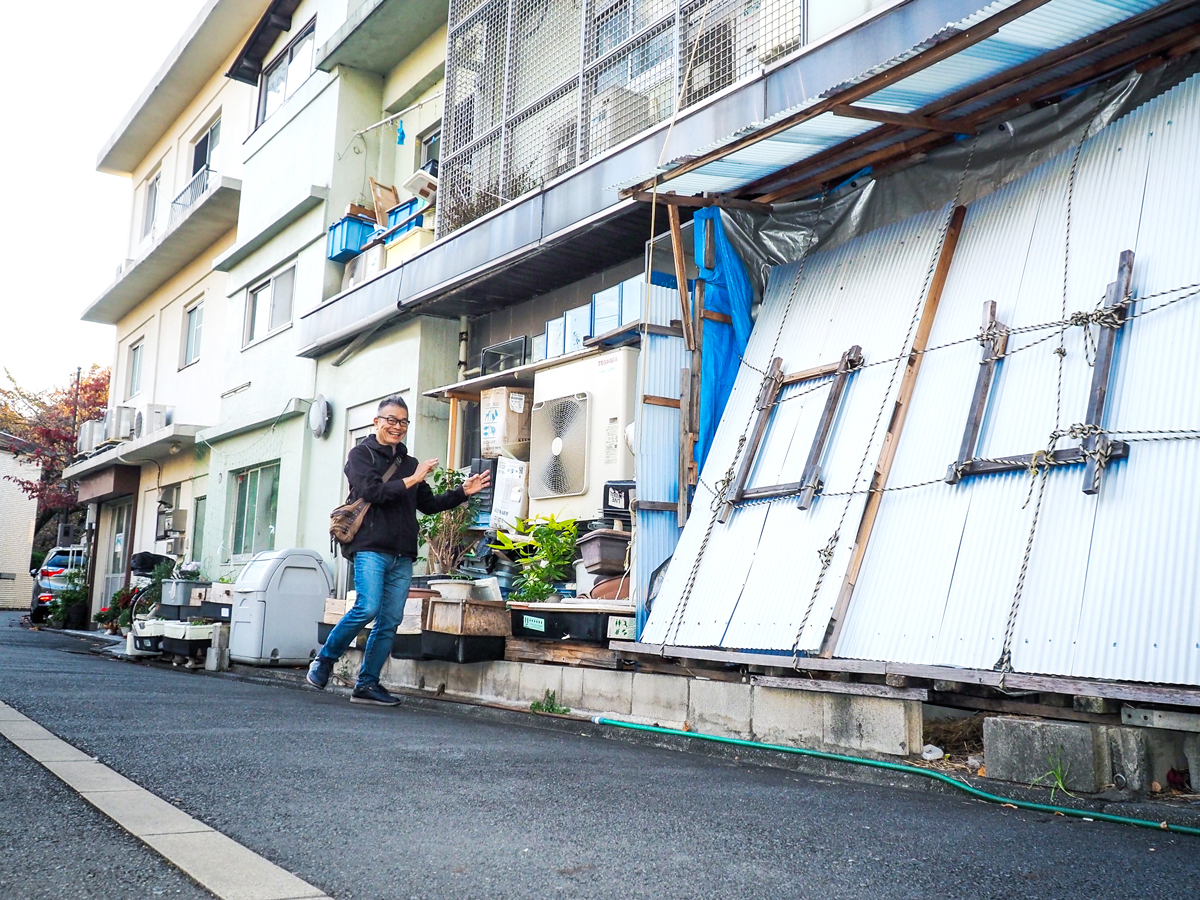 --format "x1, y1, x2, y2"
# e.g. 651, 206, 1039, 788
307, 396, 490, 705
